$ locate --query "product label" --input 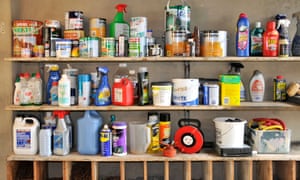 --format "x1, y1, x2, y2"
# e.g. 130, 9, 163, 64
114, 88, 123, 103
251, 36, 263, 54
97, 87, 111, 104
53, 133, 63, 150
114, 23, 129, 38
238, 26, 249, 50
16, 129, 31, 149
267, 37, 278, 51
100, 131, 112, 156
251, 79, 264, 101
112, 128, 127, 154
